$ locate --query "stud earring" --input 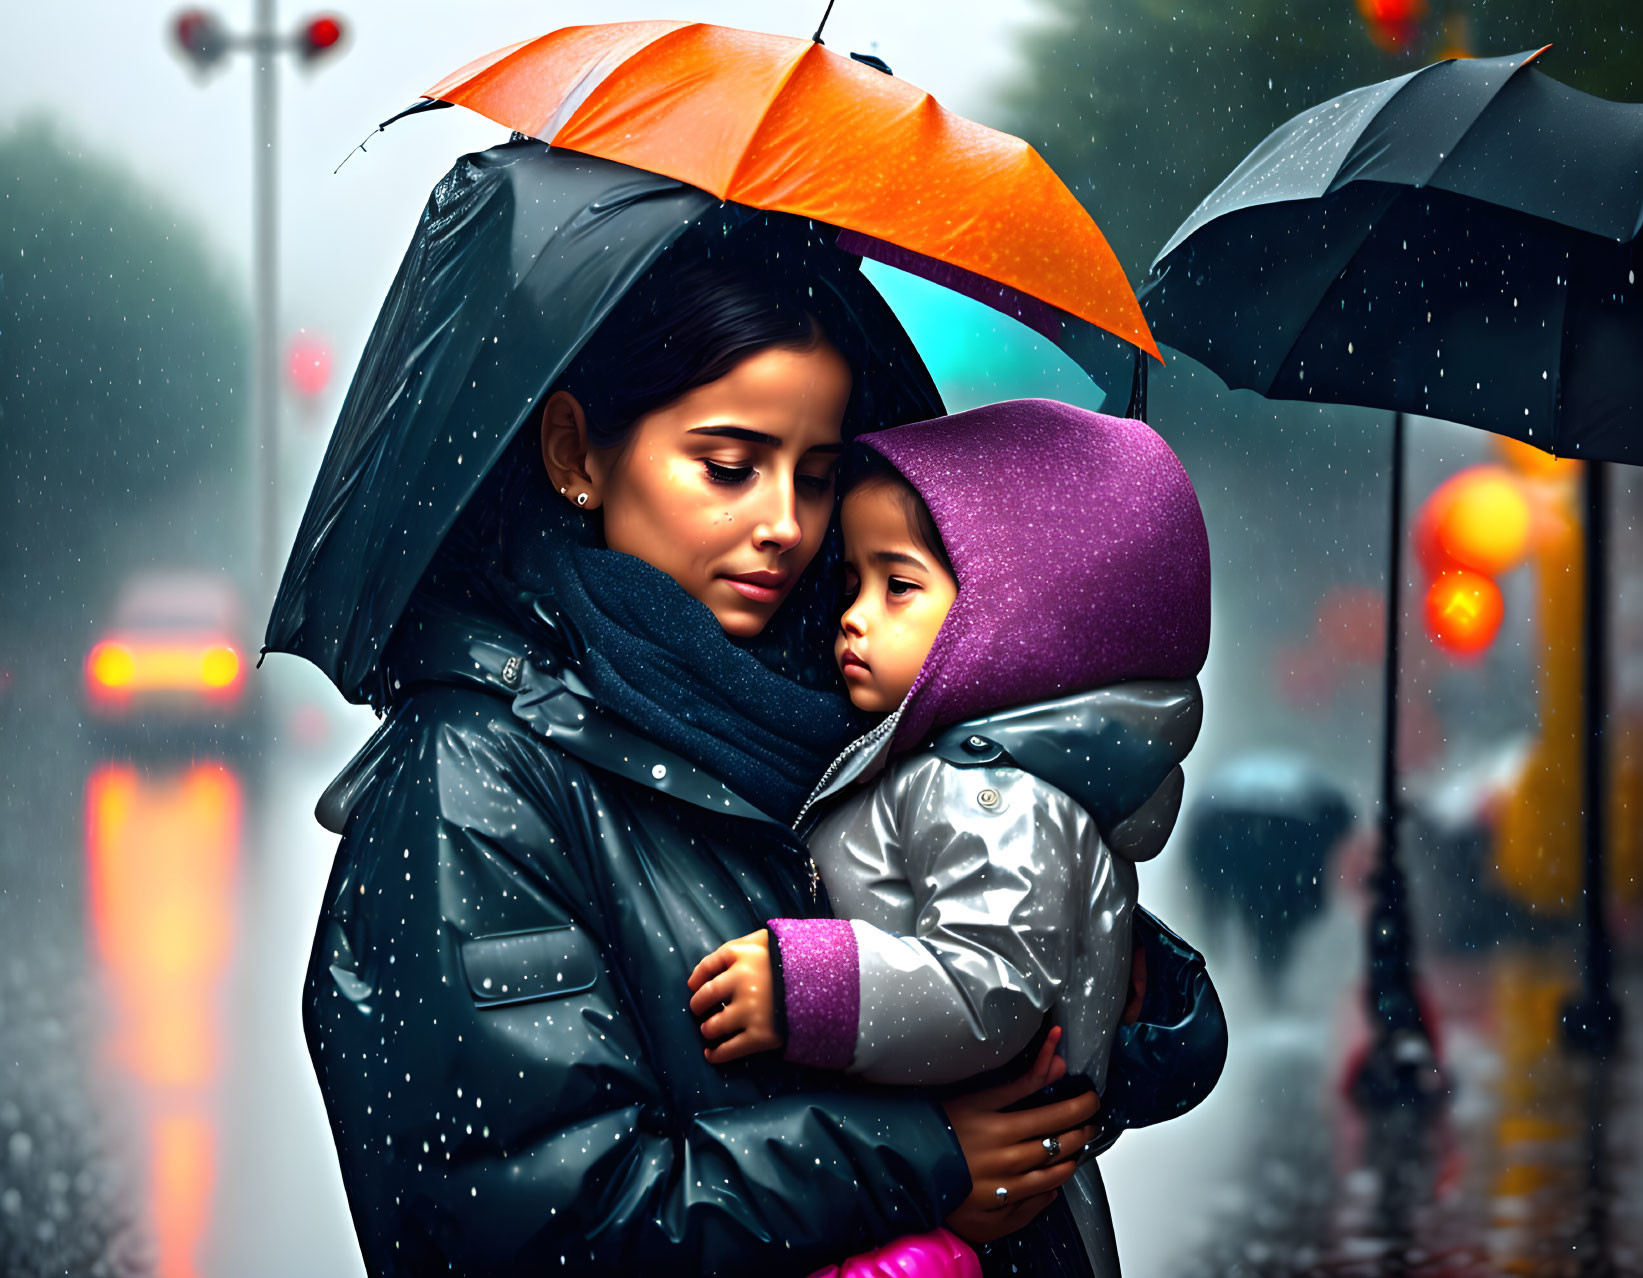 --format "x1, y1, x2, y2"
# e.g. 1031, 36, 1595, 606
576, 492, 589, 507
